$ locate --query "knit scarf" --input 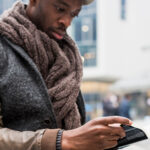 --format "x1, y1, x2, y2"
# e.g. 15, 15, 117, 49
0, 1, 83, 129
